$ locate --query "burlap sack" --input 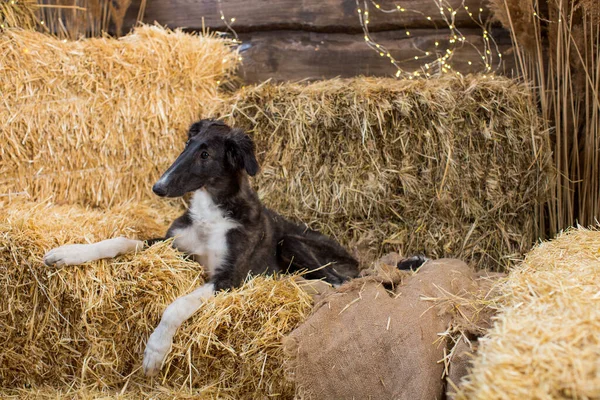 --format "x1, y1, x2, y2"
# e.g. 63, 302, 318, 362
284, 258, 499, 400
